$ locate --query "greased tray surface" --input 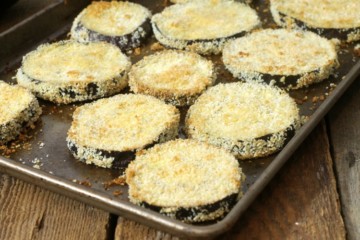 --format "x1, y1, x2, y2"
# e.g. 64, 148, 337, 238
1, 0, 360, 238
